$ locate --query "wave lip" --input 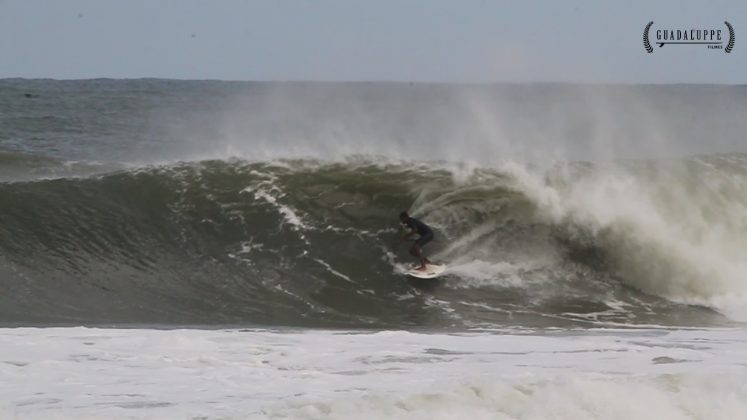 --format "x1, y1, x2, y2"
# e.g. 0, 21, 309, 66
0, 151, 120, 182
